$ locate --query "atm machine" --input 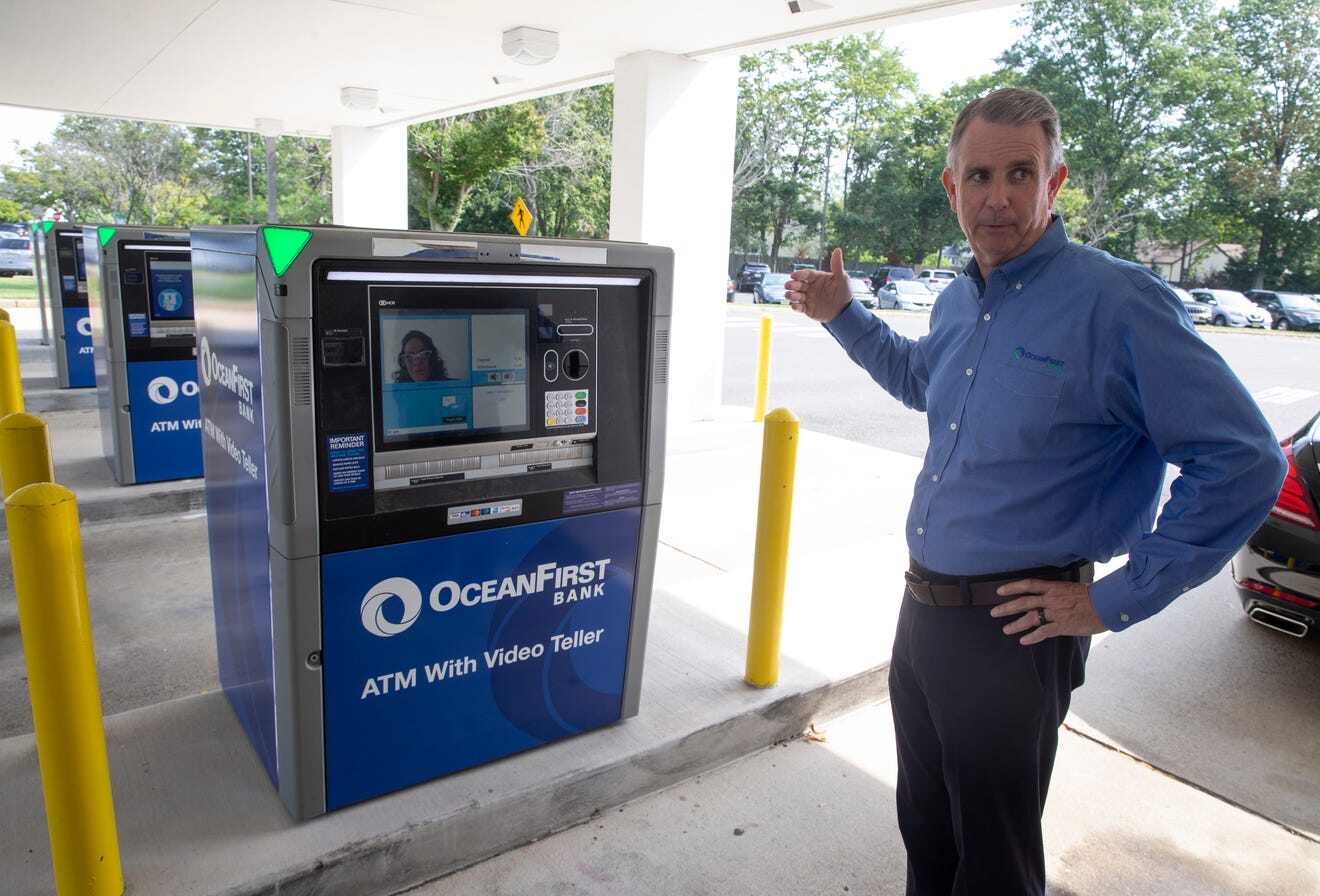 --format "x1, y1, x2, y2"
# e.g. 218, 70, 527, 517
83, 225, 202, 484
36, 221, 95, 387
192, 225, 672, 818
30, 222, 51, 346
